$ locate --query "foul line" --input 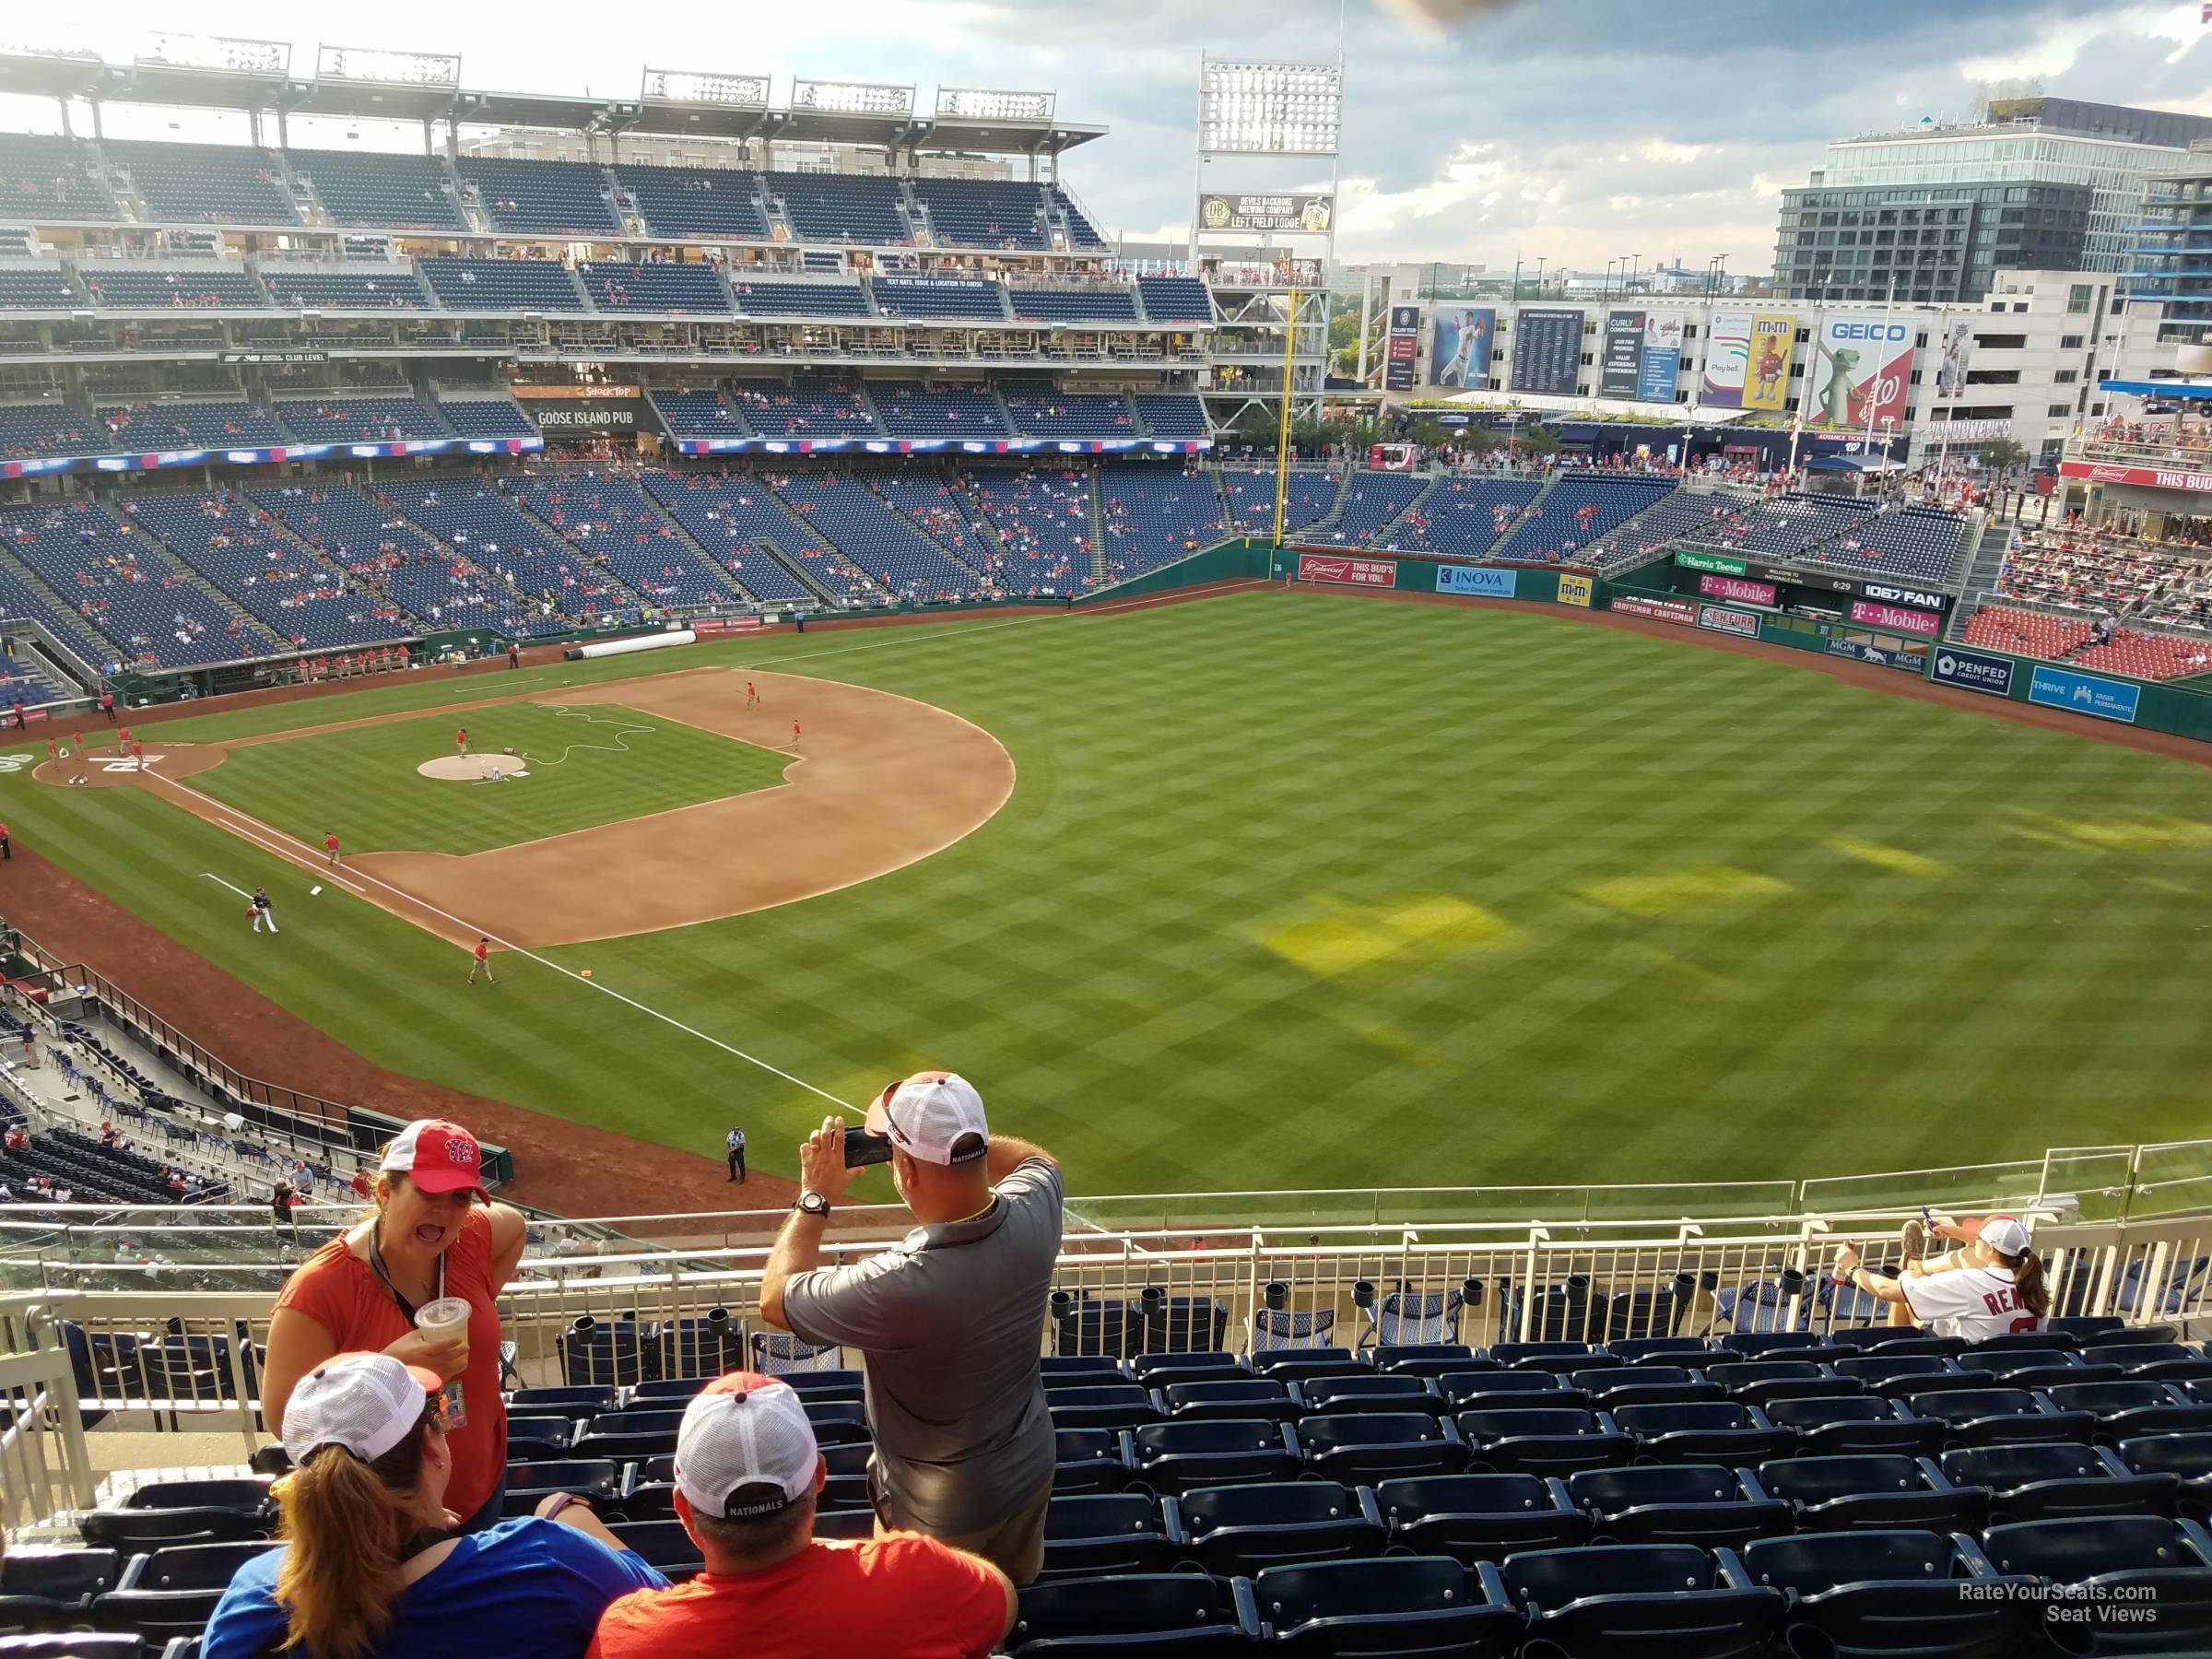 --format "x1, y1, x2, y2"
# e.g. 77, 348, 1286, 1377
207, 806, 369, 894
200, 873, 253, 900
165, 775, 861, 1119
